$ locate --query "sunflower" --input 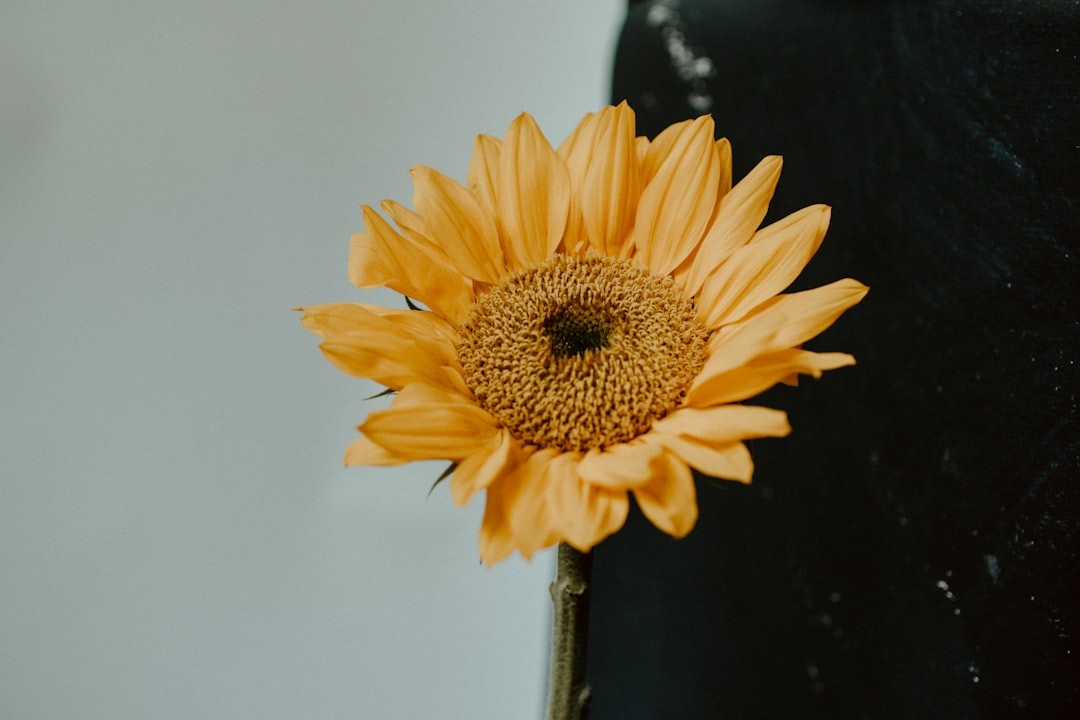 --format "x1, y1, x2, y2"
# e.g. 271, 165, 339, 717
300, 103, 866, 564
